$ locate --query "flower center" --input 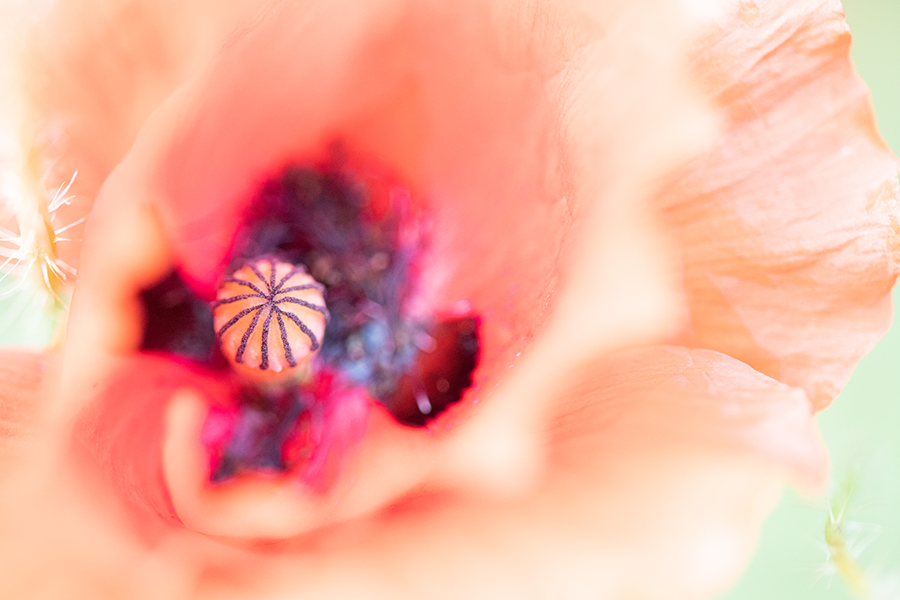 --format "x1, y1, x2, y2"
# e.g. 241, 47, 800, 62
139, 156, 481, 484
